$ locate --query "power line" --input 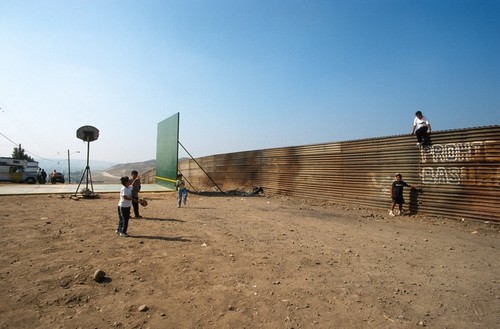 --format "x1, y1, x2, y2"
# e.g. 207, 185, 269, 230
1, 105, 68, 160
0, 106, 58, 159
0, 131, 18, 146
0, 130, 52, 160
